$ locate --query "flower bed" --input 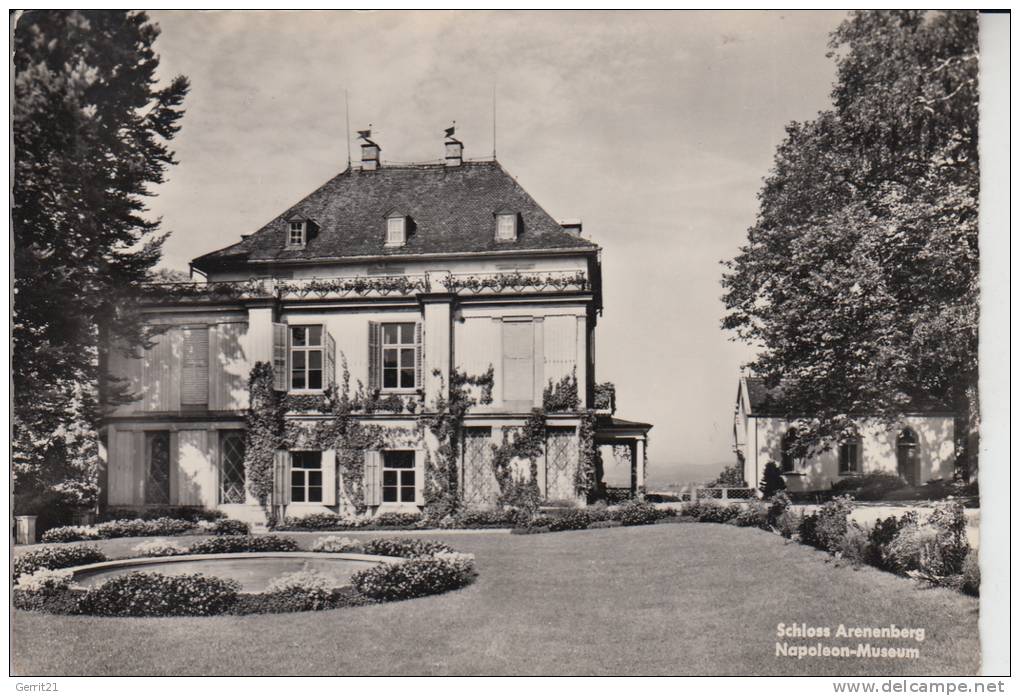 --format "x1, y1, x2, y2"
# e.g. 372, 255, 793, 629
677, 495, 978, 596
12, 535, 477, 616
40, 516, 249, 543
